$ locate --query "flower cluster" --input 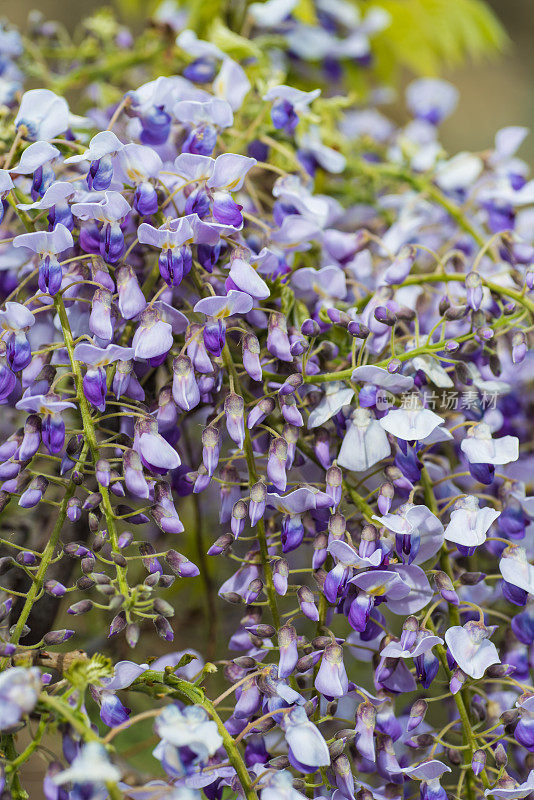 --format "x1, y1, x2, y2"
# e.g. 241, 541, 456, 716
0, 2, 532, 800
